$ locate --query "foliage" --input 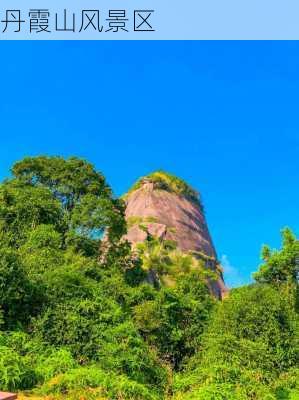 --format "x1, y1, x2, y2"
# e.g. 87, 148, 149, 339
10, 156, 127, 252
253, 227, 299, 285
0, 247, 43, 329
0, 344, 43, 392
0, 182, 63, 246
173, 283, 298, 399
38, 366, 160, 400
0, 156, 298, 400
127, 215, 159, 228
12, 156, 111, 211
134, 272, 215, 368
135, 235, 217, 286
